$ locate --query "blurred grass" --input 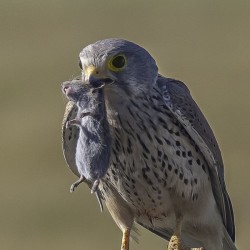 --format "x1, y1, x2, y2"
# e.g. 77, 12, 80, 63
0, 0, 249, 249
